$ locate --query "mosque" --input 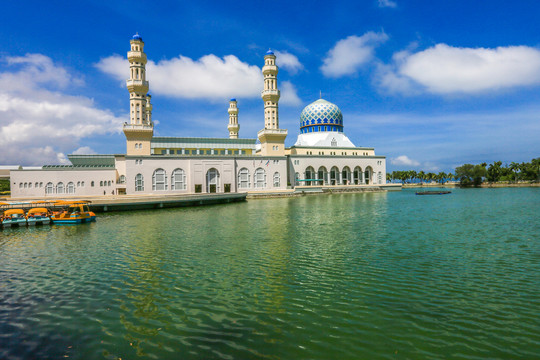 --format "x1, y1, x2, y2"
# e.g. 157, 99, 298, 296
10, 34, 388, 199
